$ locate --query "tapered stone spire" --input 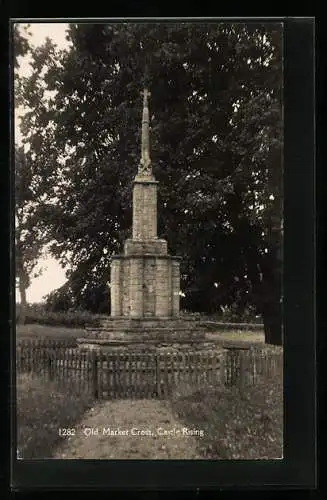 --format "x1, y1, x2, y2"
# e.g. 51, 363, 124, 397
138, 88, 152, 176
